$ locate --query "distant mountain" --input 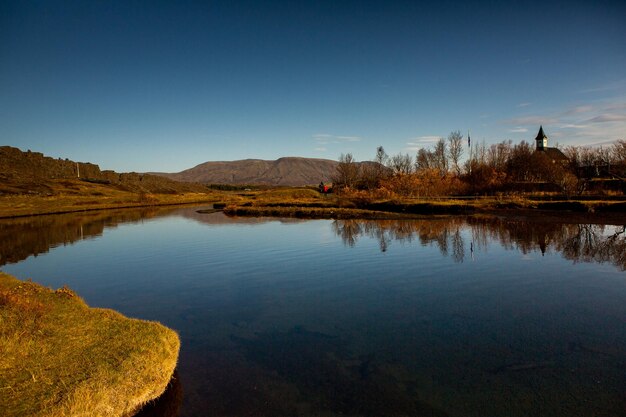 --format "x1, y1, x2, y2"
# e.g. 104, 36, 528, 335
153, 157, 340, 186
